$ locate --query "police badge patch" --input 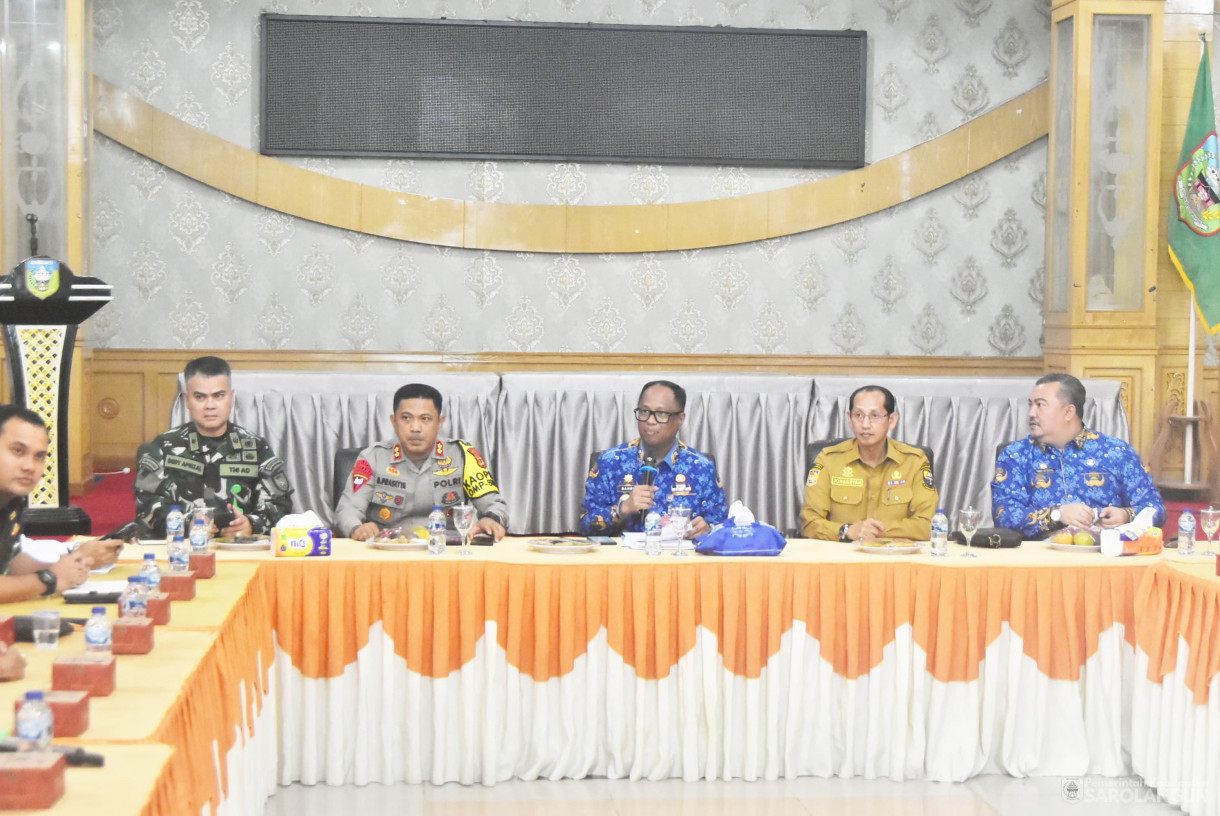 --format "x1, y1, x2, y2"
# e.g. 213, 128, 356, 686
351, 459, 374, 492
